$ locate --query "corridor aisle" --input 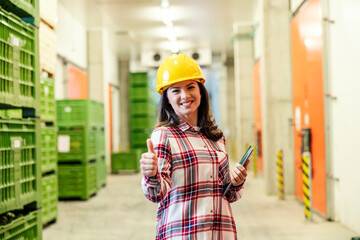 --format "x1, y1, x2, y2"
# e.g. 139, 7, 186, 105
43, 165, 357, 240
